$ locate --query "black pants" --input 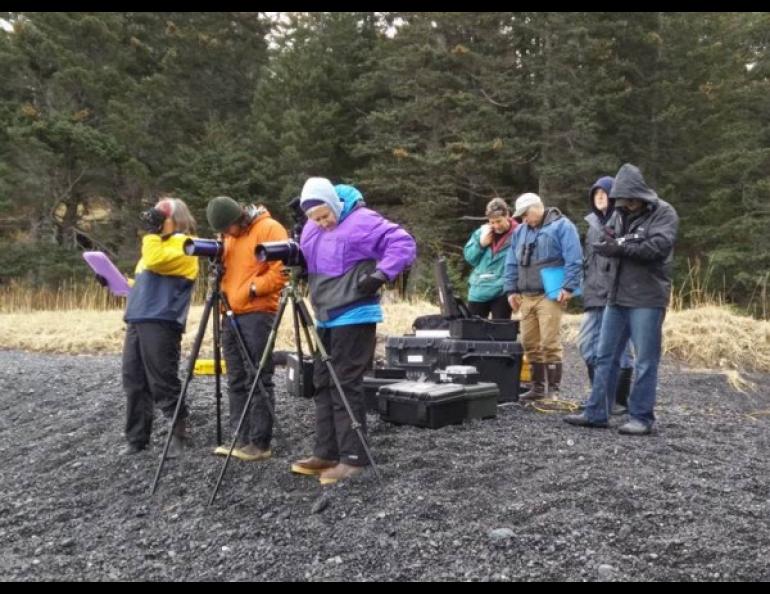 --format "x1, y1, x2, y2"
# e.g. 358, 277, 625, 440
313, 323, 376, 466
222, 311, 275, 450
123, 322, 187, 447
468, 294, 512, 319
